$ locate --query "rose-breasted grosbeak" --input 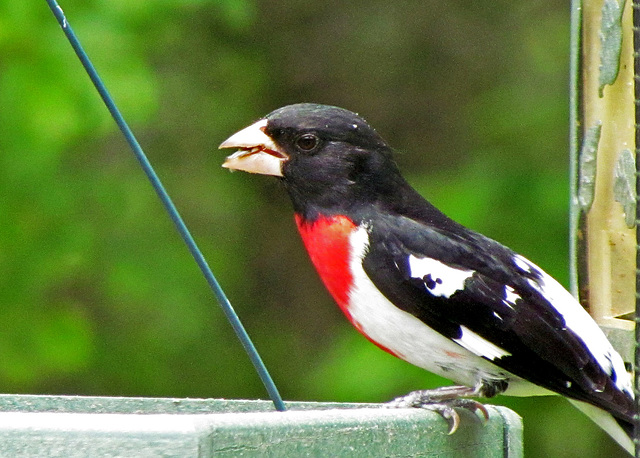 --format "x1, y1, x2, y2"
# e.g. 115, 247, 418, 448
219, 103, 634, 454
